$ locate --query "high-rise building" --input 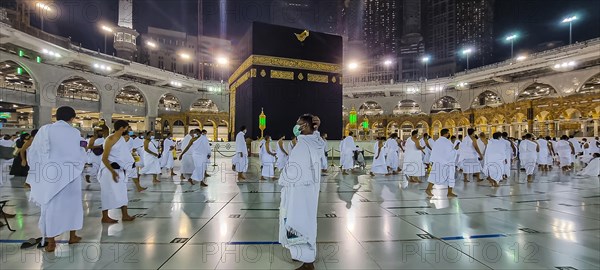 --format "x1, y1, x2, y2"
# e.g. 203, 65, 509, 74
398, 0, 424, 81
141, 27, 232, 81
456, 0, 494, 69
270, 0, 344, 35
113, 0, 139, 61
363, 0, 401, 59
423, 0, 494, 78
